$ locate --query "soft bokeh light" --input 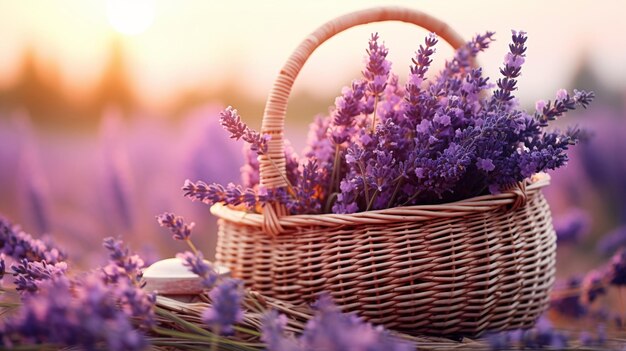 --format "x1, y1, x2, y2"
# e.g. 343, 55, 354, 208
0, 0, 624, 111
106, 0, 155, 36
